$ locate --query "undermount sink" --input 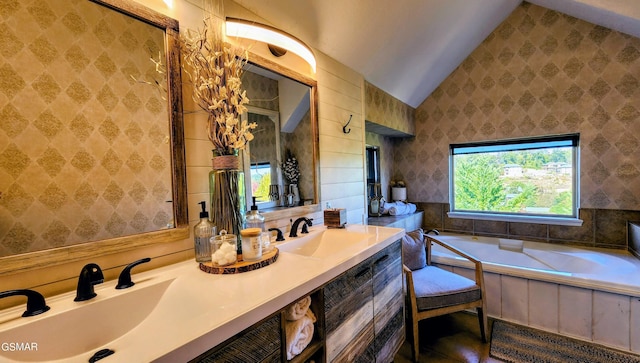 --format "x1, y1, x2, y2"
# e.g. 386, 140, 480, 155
0, 277, 174, 362
278, 228, 374, 258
